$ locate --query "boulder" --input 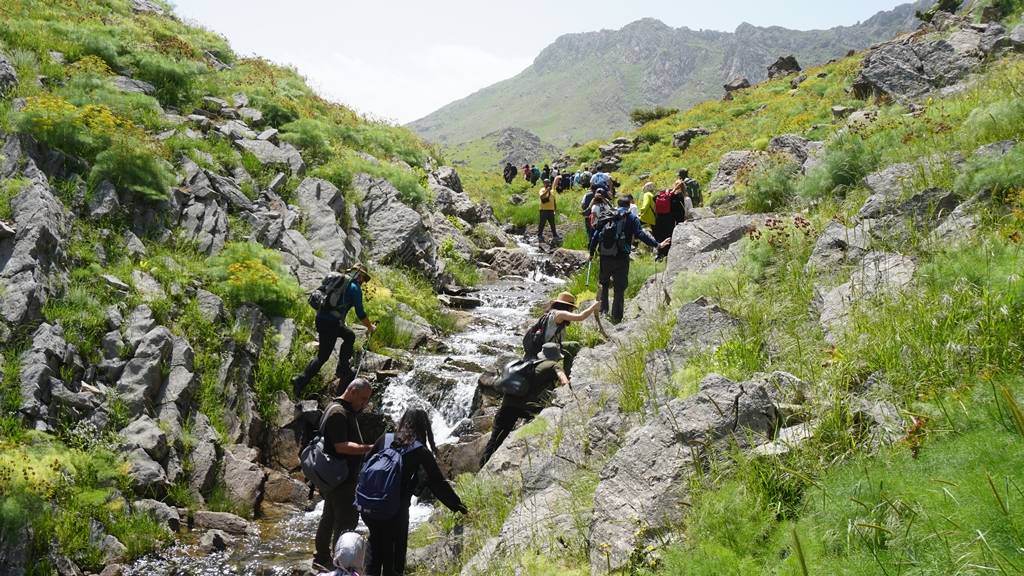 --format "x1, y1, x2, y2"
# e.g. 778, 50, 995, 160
18, 323, 69, 422
110, 76, 156, 95
767, 55, 801, 79
124, 230, 147, 258
432, 184, 481, 224
0, 52, 17, 95
133, 498, 181, 532
237, 107, 263, 124
818, 252, 916, 343
599, 137, 636, 158
195, 289, 226, 324
831, 105, 854, 119
852, 34, 984, 101
120, 415, 168, 461
235, 139, 305, 175
858, 154, 960, 219
295, 177, 359, 271
768, 134, 823, 173
647, 298, 740, 390
665, 214, 764, 278
429, 166, 464, 194
156, 336, 196, 408
724, 77, 751, 95
806, 221, 871, 271
116, 326, 173, 416
435, 434, 489, 478
356, 174, 438, 276
188, 413, 221, 501
199, 530, 234, 553
206, 171, 253, 212
130, 0, 166, 15
123, 305, 156, 350
0, 524, 29, 576
542, 248, 589, 277
850, 397, 906, 448
262, 469, 310, 507
179, 194, 228, 256
220, 444, 266, 513
1011, 24, 1024, 48
218, 119, 256, 141
124, 447, 167, 494
88, 181, 121, 218
131, 270, 165, 302
479, 248, 534, 277
708, 150, 762, 192
100, 535, 127, 564
193, 510, 257, 535
590, 156, 620, 173
589, 374, 778, 572
671, 127, 710, 151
